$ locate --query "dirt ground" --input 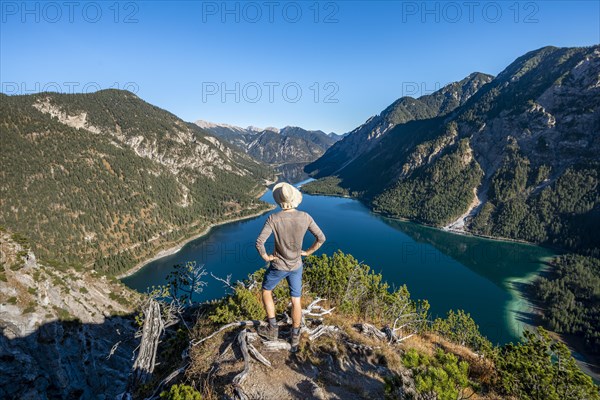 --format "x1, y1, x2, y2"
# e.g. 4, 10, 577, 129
205, 328, 390, 399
